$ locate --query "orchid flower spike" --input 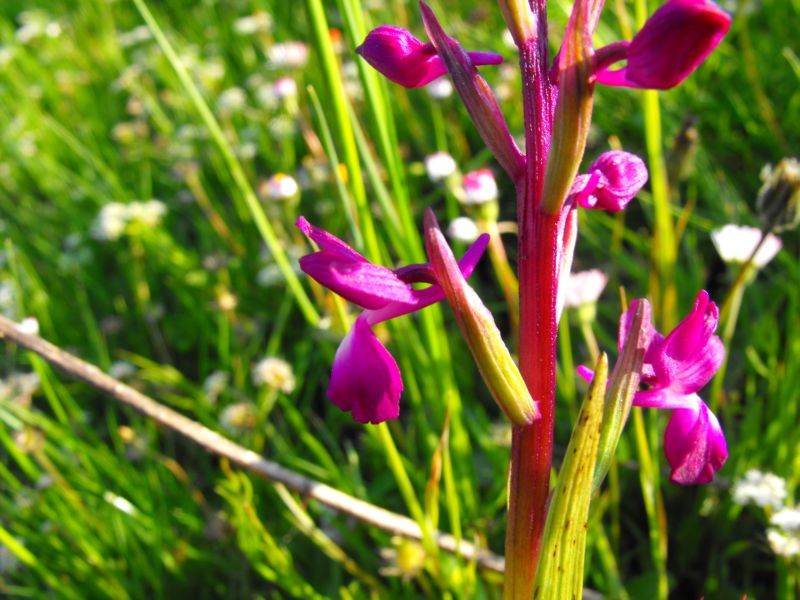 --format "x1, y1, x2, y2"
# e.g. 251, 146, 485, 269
297, 217, 488, 424
620, 291, 727, 484
356, 25, 503, 88
595, 0, 731, 90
